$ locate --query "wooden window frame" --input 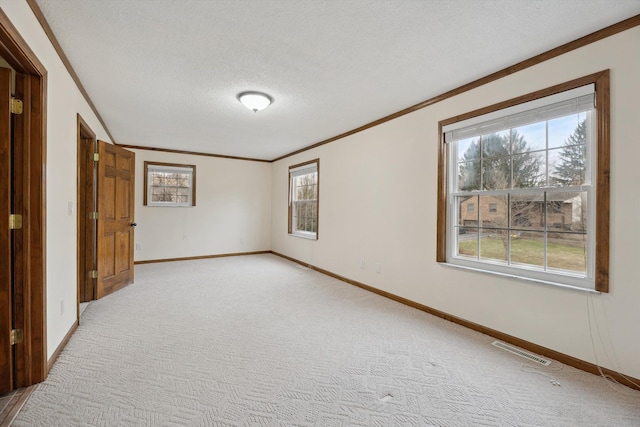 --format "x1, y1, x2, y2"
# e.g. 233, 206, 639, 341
143, 161, 196, 207
437, 71, 610, 292
288, 159, 320, 240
